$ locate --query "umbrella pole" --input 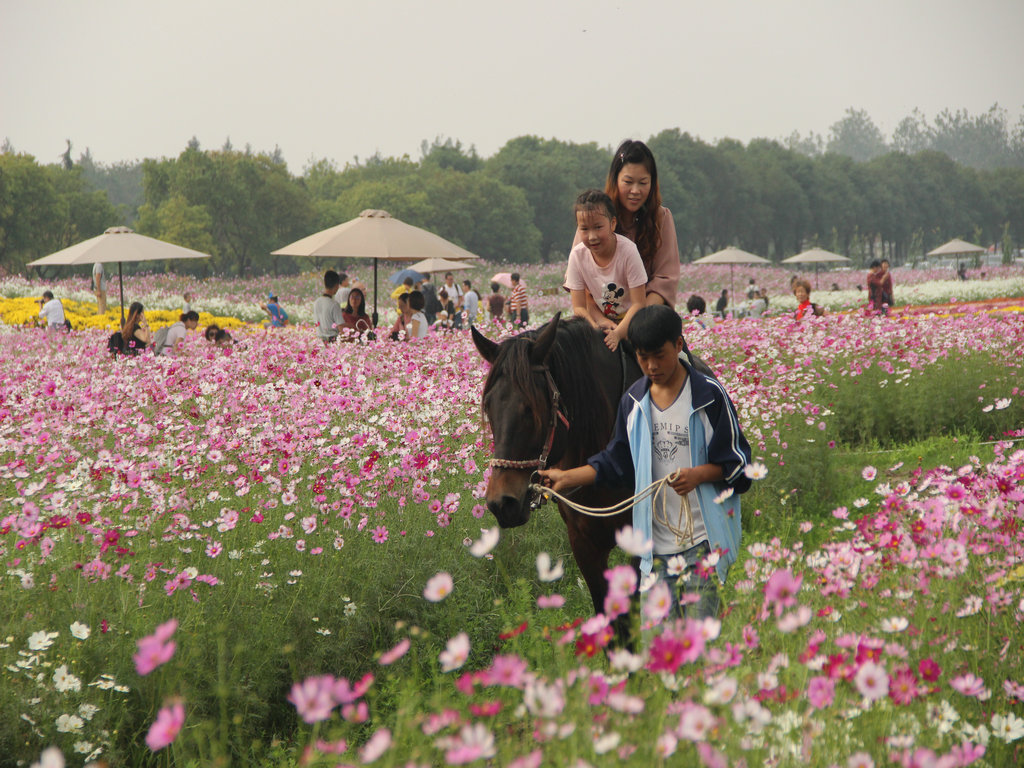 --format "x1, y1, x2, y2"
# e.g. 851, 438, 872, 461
372, 259, 379, 328
118, 262, 125, 326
